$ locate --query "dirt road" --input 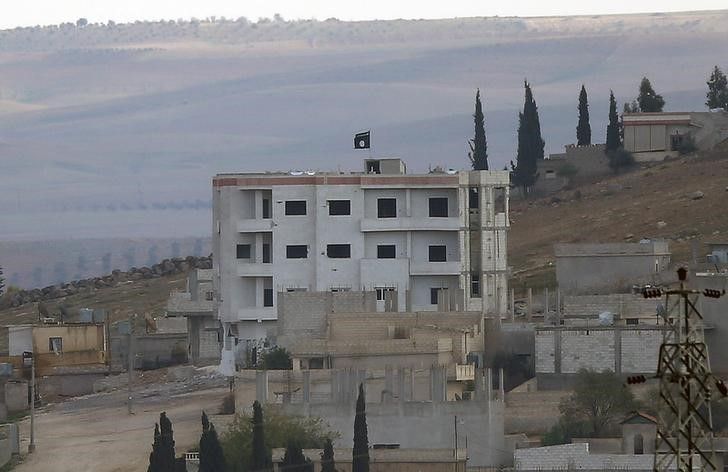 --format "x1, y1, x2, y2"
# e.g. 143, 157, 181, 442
14, 387, 229, 472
